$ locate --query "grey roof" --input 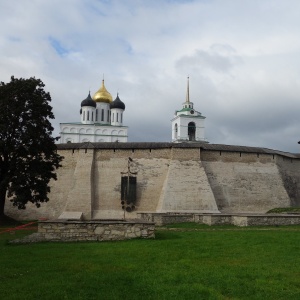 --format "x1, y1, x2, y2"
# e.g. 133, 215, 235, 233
57, 142, 174, 150
56, 142, 300, 158
110, 94, 125, 110
81, 92, 96, 108
200, 143, 299, 158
